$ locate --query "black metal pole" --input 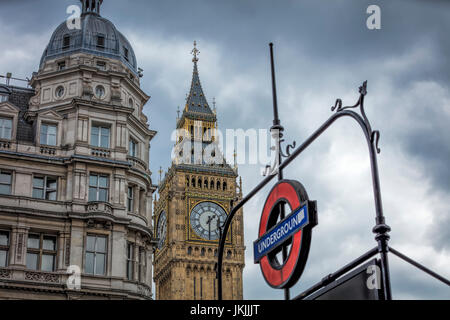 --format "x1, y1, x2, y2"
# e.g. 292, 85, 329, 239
269, 42, 290, 300
390, 247, 450, 286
